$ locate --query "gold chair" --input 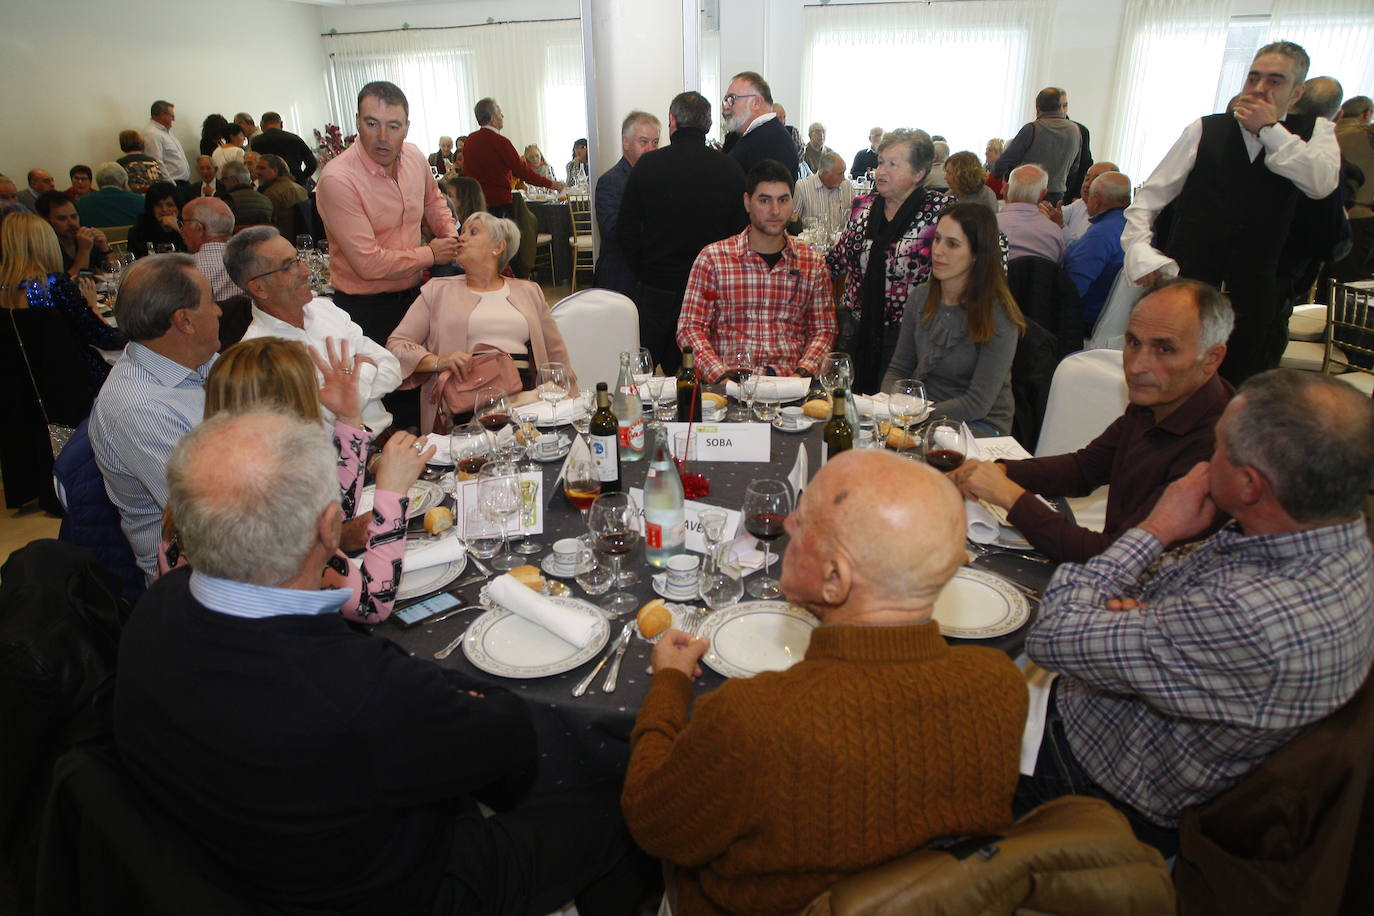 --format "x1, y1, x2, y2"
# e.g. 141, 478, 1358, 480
567, 194, 594, 292
103, 225, 132, 246
1323, 280, 1374, 396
